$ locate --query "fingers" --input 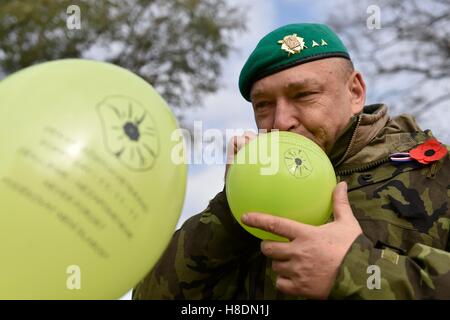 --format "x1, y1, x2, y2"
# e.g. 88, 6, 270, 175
242, 130, 257, 144
229, 131, 257, 156
260, 240, 291, 260
272, 260, 295, 277
242, 212, 313, 241
331, 181, 353, 222
225, 131, 257, 178
275, 275, 297, 296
